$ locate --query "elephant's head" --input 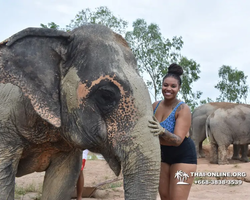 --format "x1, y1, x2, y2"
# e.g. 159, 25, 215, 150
0, 25, 160, 199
